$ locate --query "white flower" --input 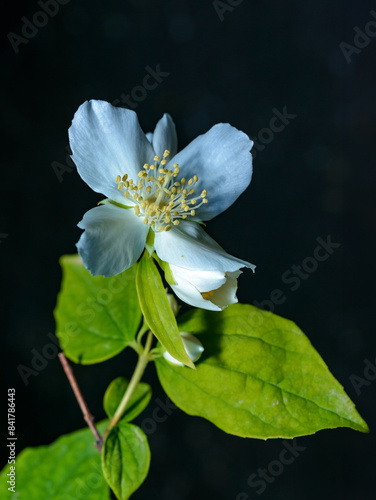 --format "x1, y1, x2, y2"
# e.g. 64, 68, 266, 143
69, 100, 255, 293
167, 264, 243, 311
163, 332, 204, 366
